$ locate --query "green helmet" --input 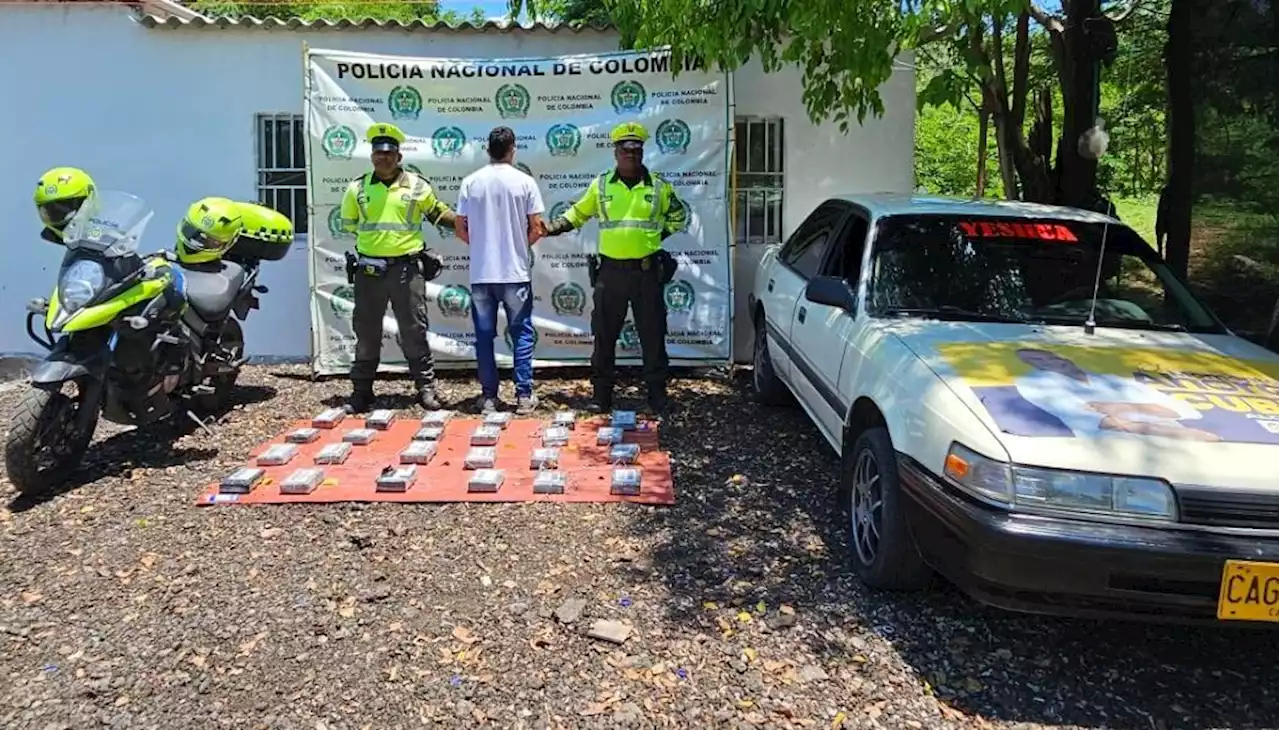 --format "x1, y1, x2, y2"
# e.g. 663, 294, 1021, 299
34, 166, 96, 232
176, 197, 243, 265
